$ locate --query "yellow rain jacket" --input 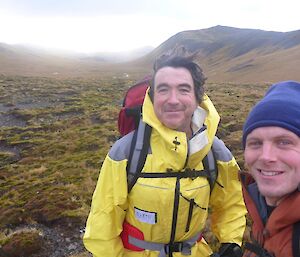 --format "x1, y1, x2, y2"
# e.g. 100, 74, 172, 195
83, 92, 247, 257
